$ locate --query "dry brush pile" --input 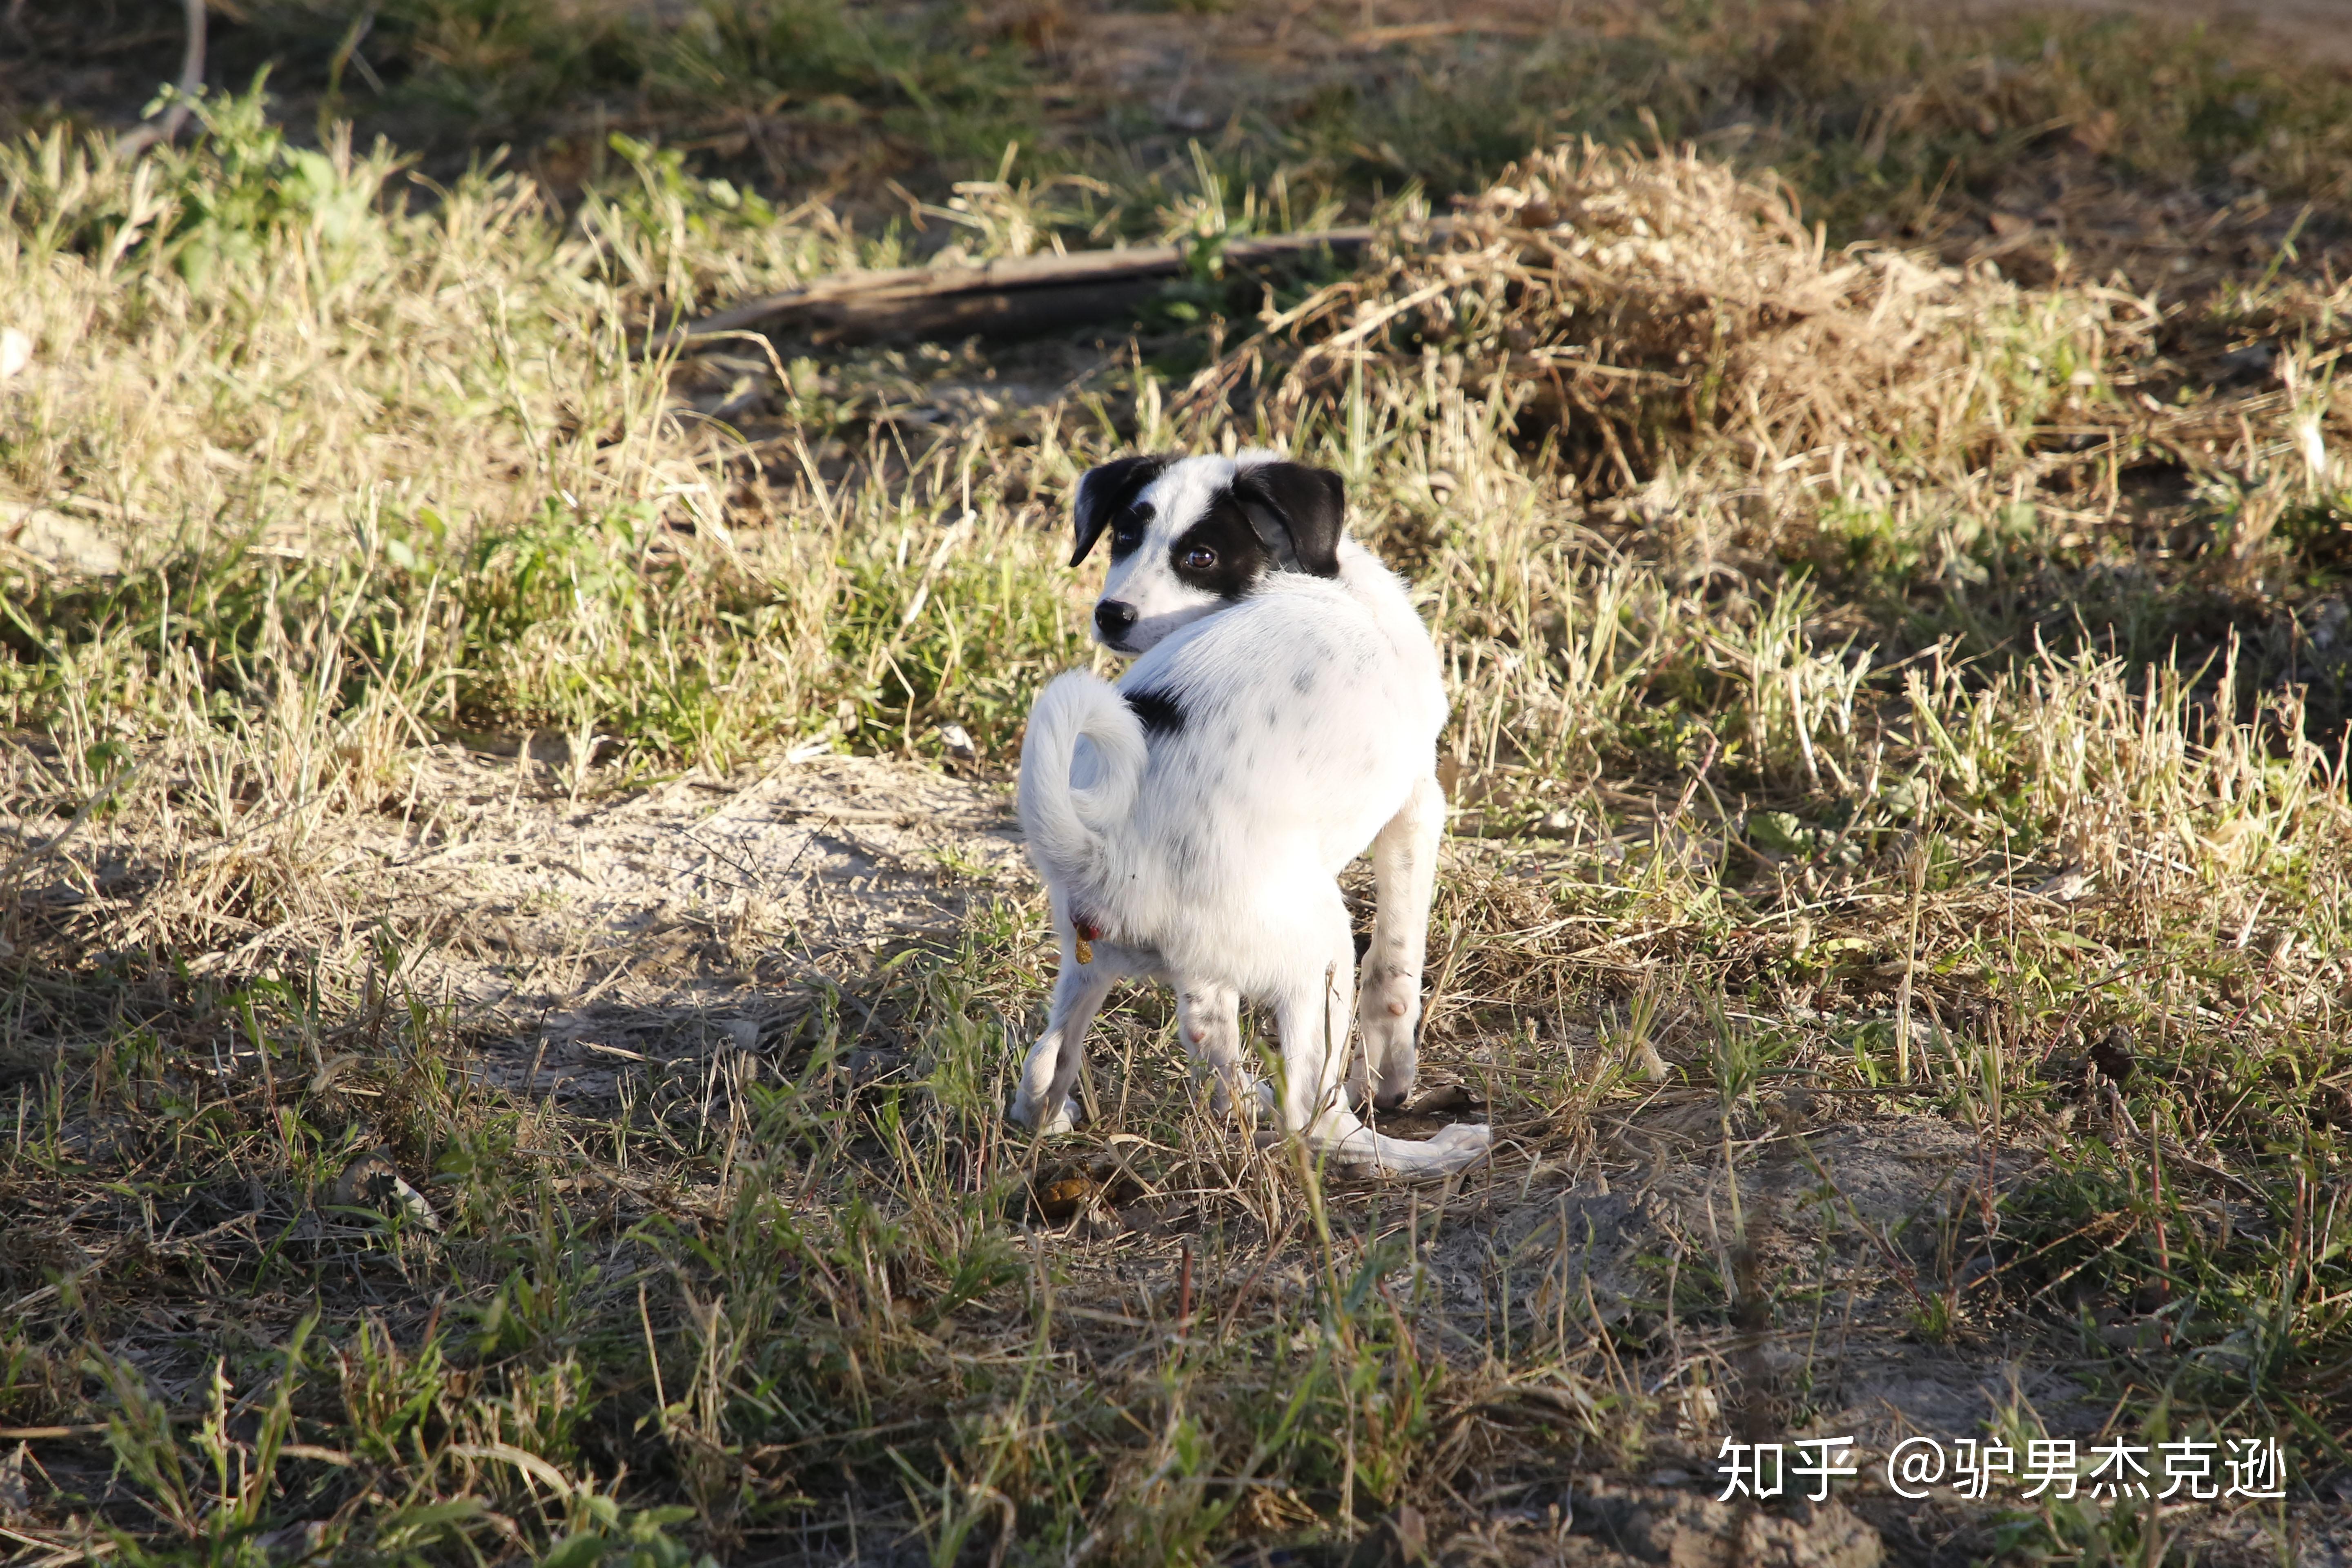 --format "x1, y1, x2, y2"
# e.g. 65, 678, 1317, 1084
1244, 140, 2349, 545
